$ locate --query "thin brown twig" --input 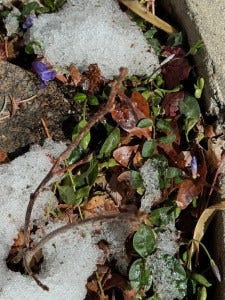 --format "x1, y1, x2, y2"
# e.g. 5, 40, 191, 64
23, 211, 138, 291
23, 67, 128, 248
53, 155, 92, 176
41, 118, 52, 139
